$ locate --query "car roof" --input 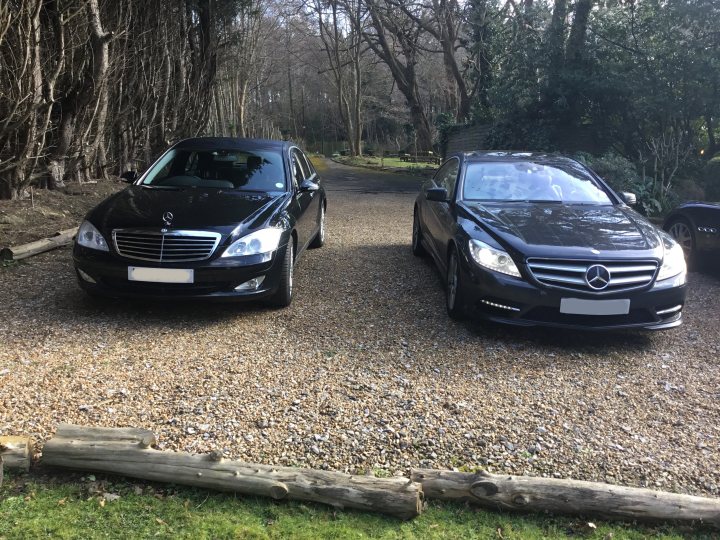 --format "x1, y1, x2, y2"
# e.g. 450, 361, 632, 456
457, 151, 579, 167
172, 137, 292, 151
